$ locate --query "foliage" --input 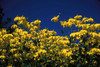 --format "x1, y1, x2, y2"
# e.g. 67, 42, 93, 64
0, 14, 100, 67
